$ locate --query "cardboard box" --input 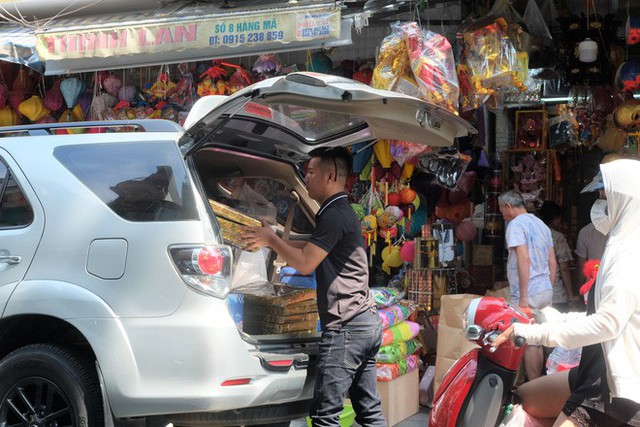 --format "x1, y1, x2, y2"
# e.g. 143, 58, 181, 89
377, 369, 419, 426
472, 244, 494, 266
434, 294, 479, 392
